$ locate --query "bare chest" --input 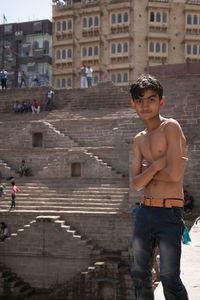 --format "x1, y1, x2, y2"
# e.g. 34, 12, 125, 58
140, 130, 167, 163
